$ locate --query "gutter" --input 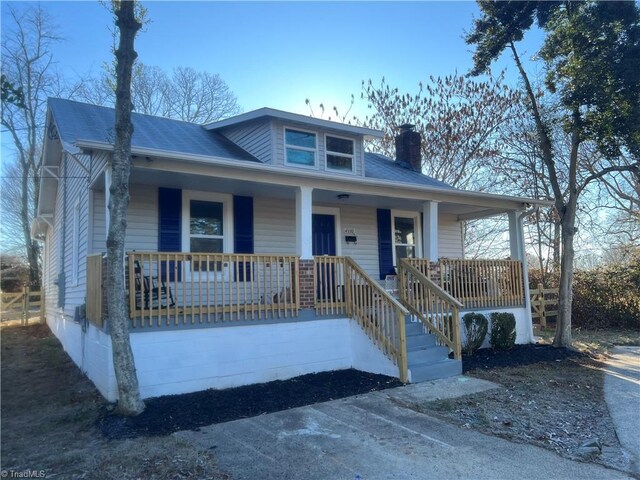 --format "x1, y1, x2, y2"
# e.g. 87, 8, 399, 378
74, 139, 555, 209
